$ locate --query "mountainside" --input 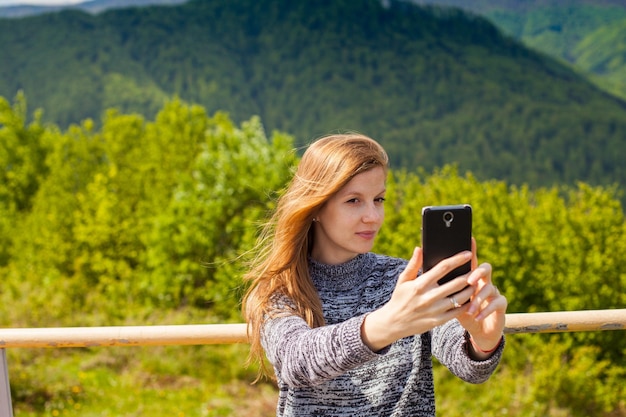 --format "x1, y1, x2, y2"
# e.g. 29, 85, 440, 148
0, 0, 187, 18
414, 0, 626, 100
3, 0, 625, 100
1, 0, 626, 191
